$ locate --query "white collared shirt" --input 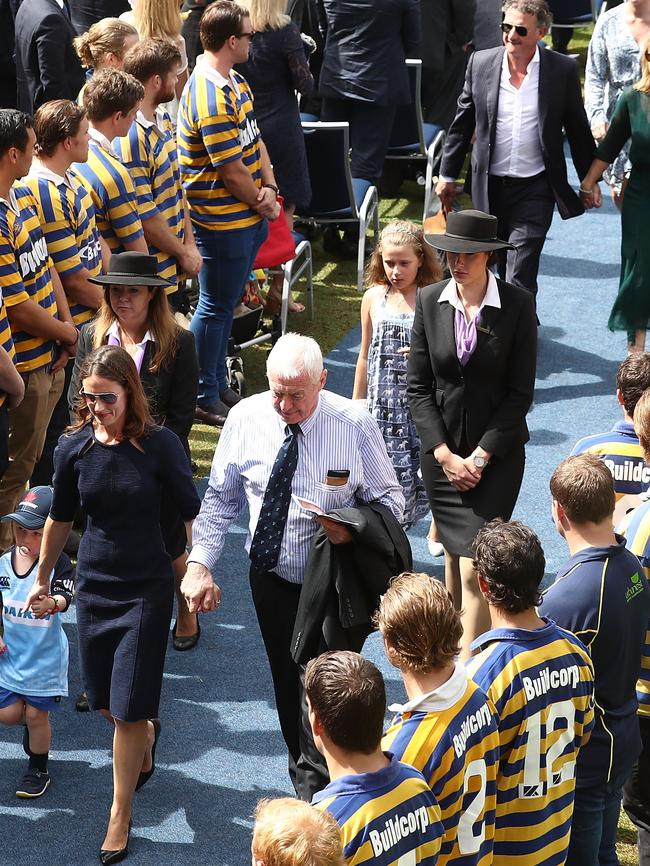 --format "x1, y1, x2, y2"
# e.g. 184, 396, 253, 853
25, 158, 76, 192
88, 125, 119, 159
491, 47, 545, 178
388, 661, 470, 714
437, 271, 502, 322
